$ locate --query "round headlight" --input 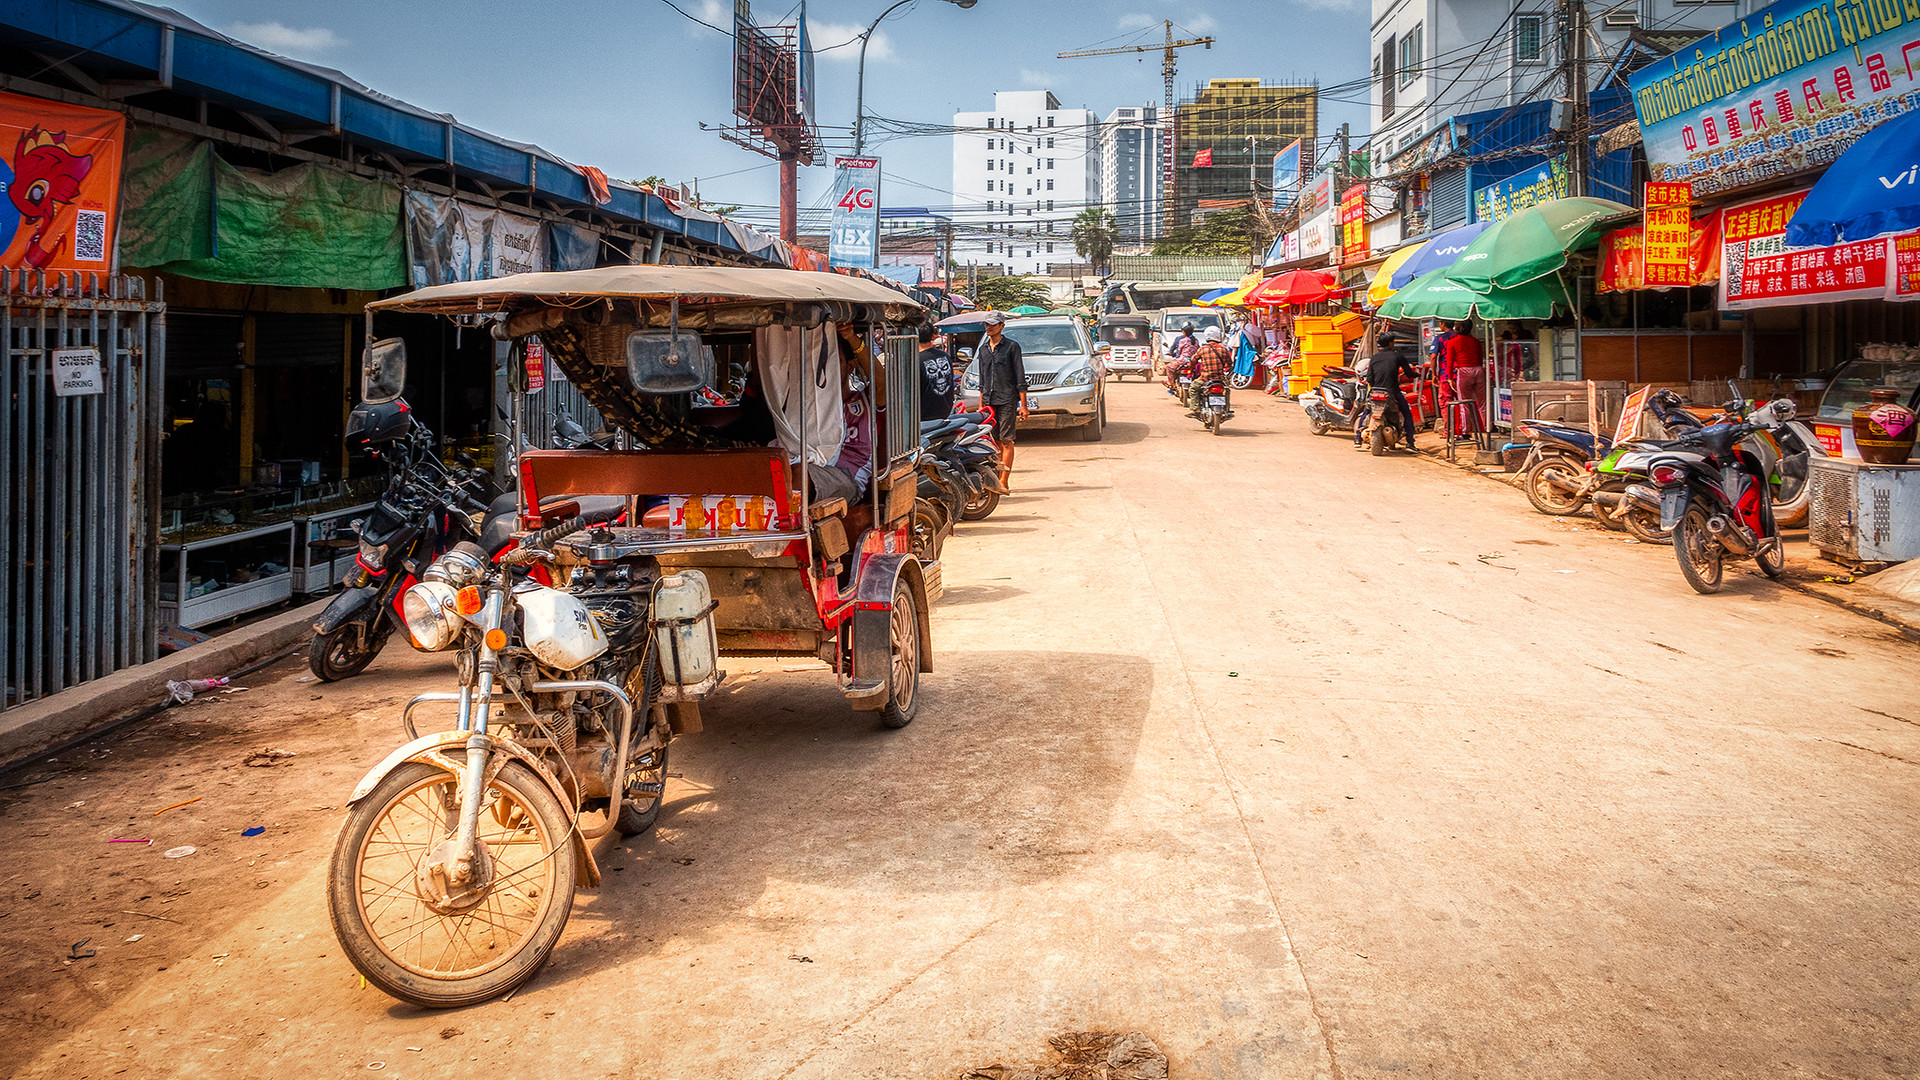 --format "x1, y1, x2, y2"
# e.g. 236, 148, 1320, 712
423, 542, 490, 589
402, 581, 463, 651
